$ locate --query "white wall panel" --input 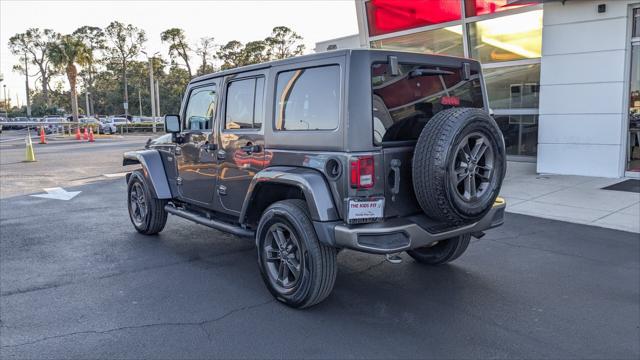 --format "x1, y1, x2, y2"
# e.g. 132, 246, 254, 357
543, 1, 634, 26
537, 143, 622, 177
539, 82, 624, 115
539, 50, 626, 85
537, 0, 632, 177
542, 17, 627, 55
538, 114, 624, 145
